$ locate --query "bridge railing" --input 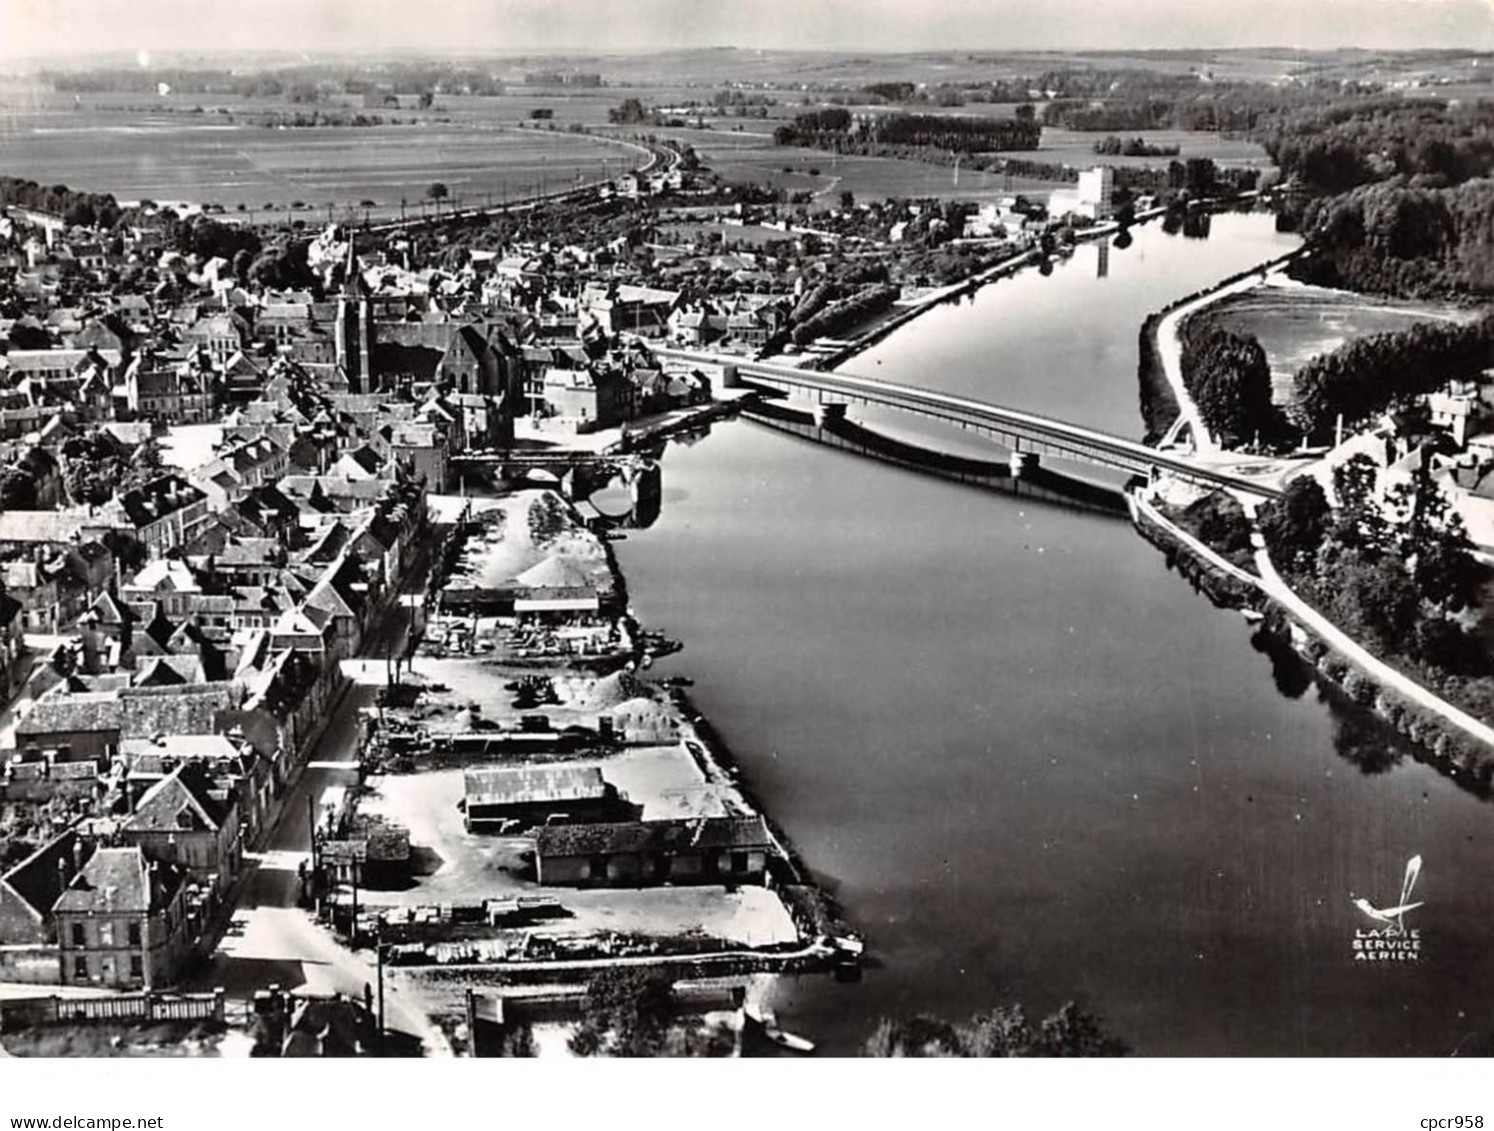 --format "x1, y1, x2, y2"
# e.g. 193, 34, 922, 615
657, 351, 1281, 498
